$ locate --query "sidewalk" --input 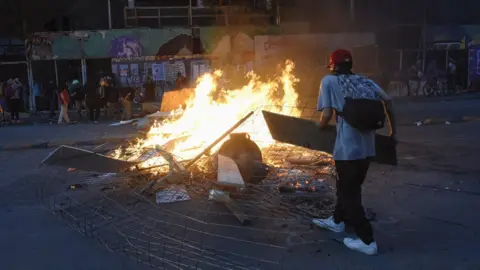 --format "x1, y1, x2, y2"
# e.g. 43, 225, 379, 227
3, 108, 143, 126
393, 91, 480, 104
0, 123, 138, 151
